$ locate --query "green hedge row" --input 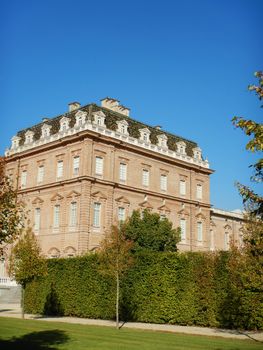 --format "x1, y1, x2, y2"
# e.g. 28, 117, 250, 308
24, 251, 263, 330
